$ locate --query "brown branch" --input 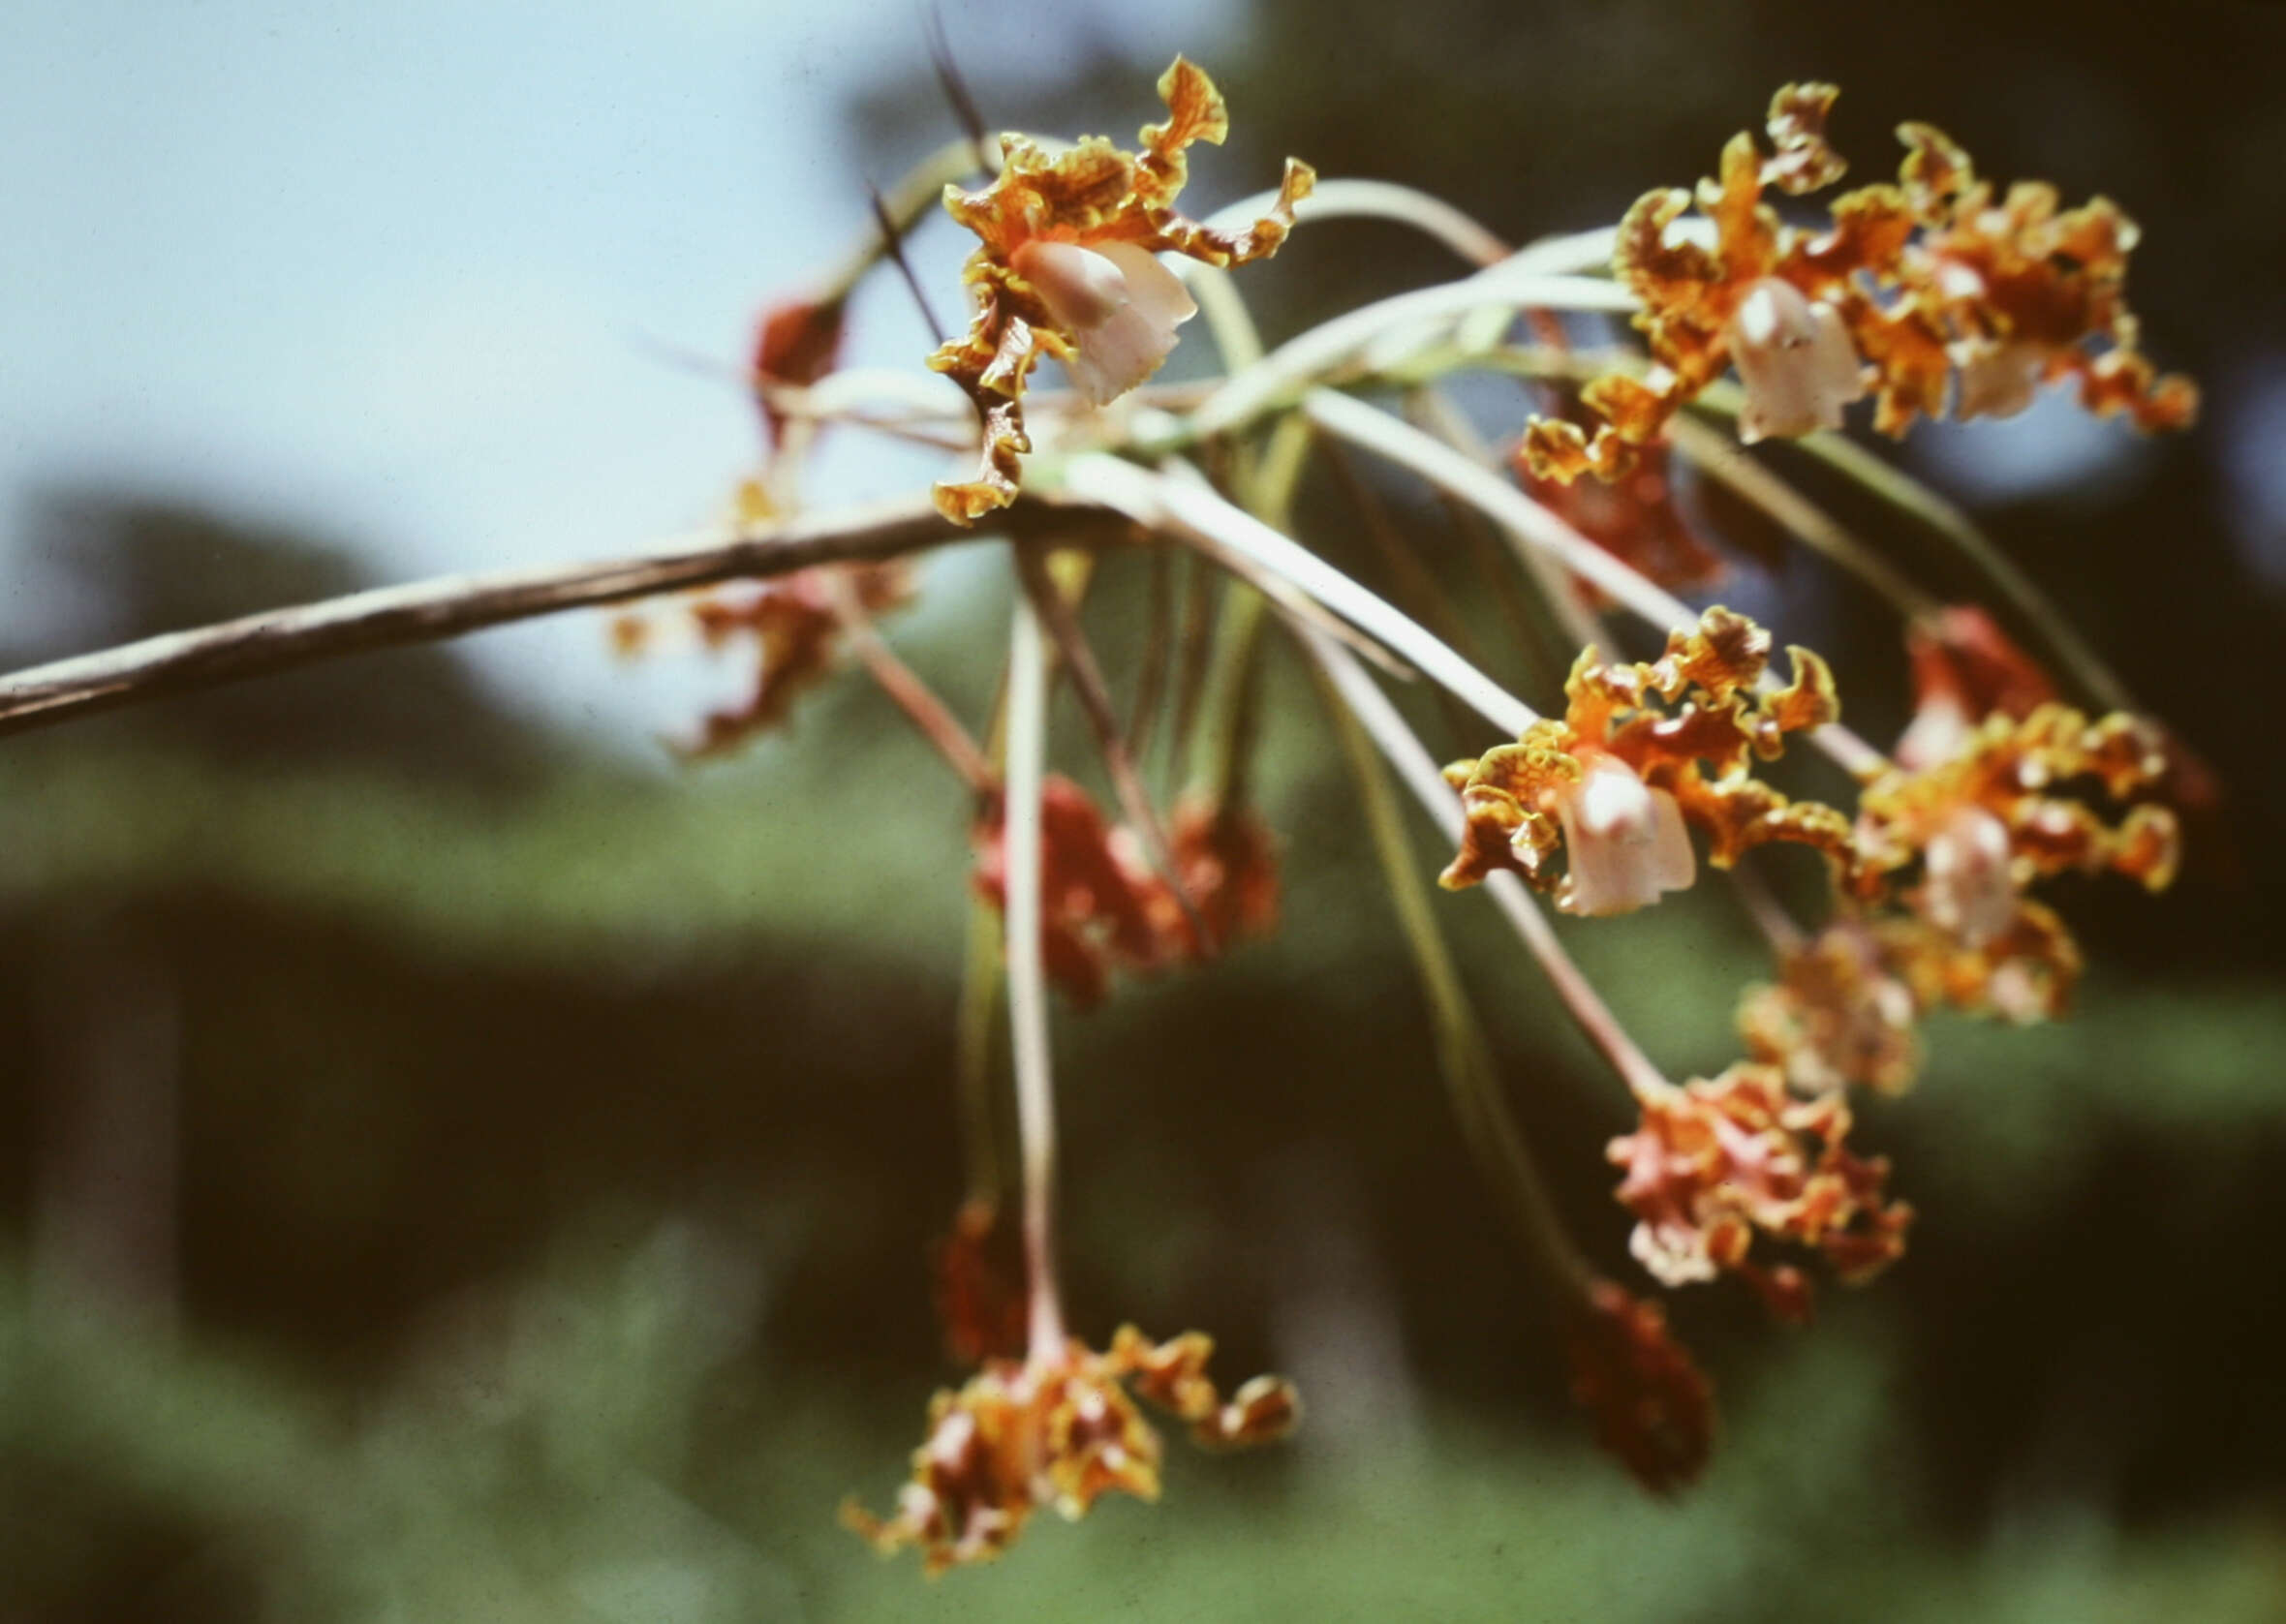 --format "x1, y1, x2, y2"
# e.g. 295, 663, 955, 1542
0, 490, 1111, 740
